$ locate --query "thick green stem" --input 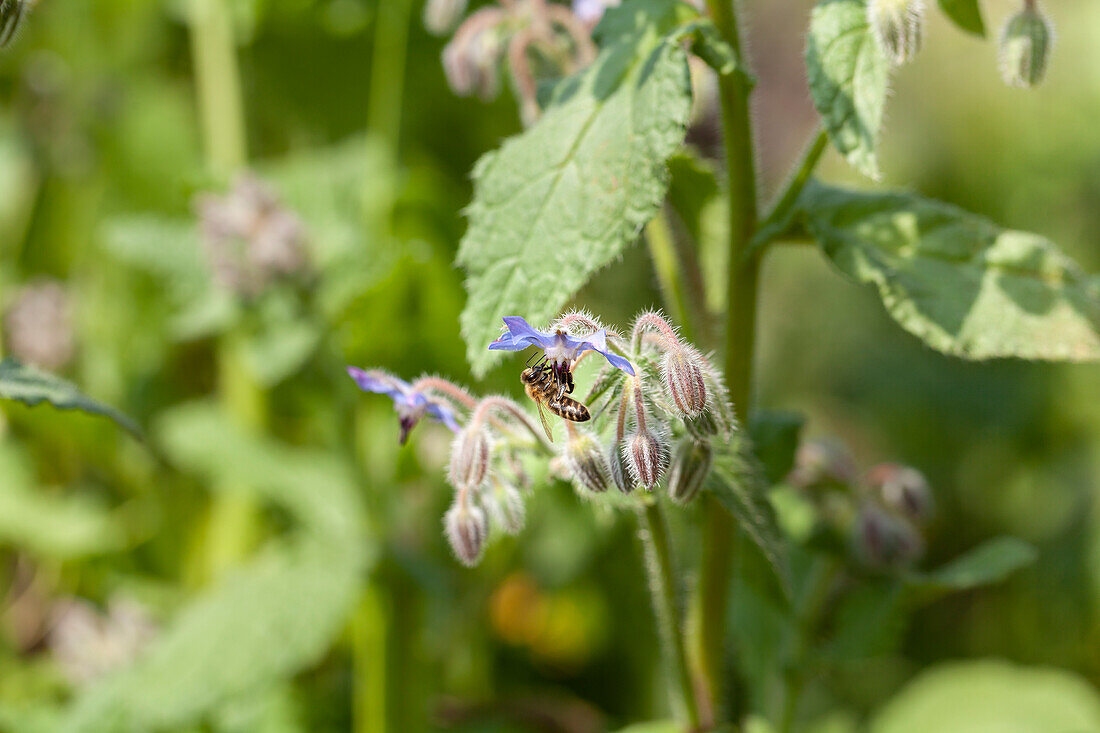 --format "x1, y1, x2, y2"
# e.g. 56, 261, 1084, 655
646, 209, 695, 341
691, 0, 759, 726
189, 0, 247, 176
367, 0, 413, 151
638, 501, 701, 730
353, 584, 388, 733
